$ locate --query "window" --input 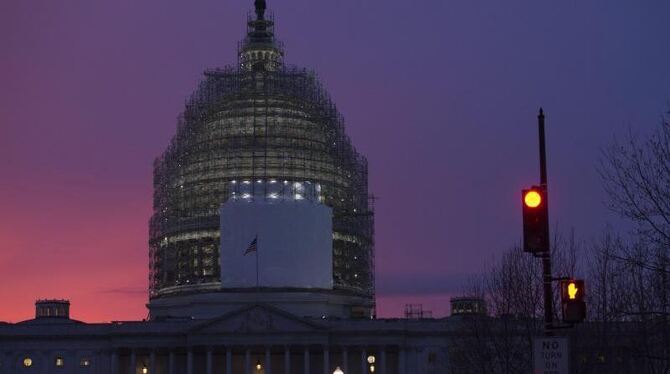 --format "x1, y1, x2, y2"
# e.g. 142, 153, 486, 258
79, 358, 90, 368
55, 357, 64, 367
23, 357, 33, 367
